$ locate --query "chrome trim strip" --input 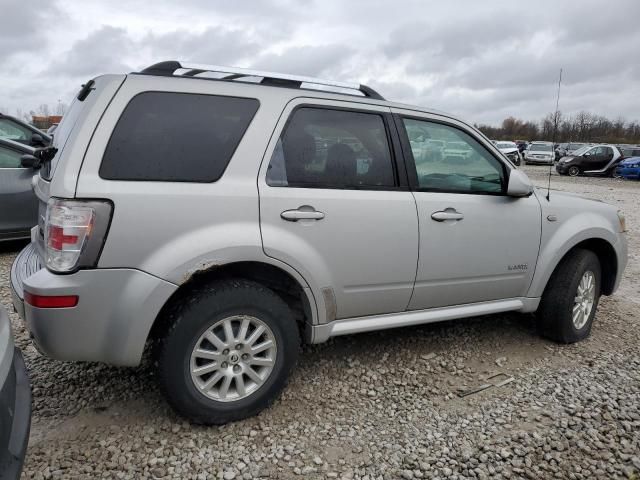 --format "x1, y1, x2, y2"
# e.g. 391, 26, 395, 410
310, 297, 538, 343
